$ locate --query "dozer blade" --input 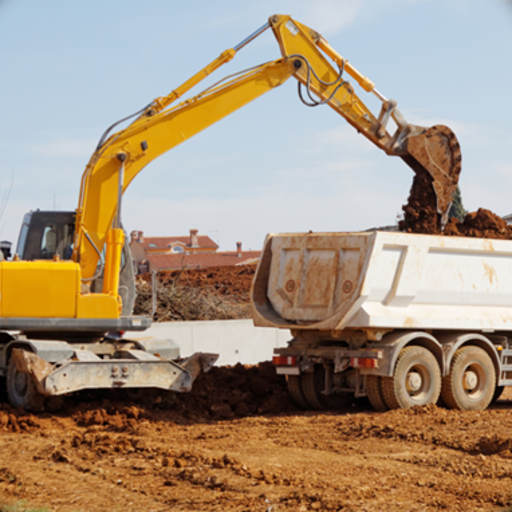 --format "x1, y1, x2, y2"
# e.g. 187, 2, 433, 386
399, 124, 461, 225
